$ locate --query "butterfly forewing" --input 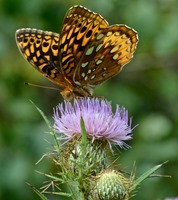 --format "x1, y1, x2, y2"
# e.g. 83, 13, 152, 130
59, 6, 108, 80
15, 28, 69, 89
